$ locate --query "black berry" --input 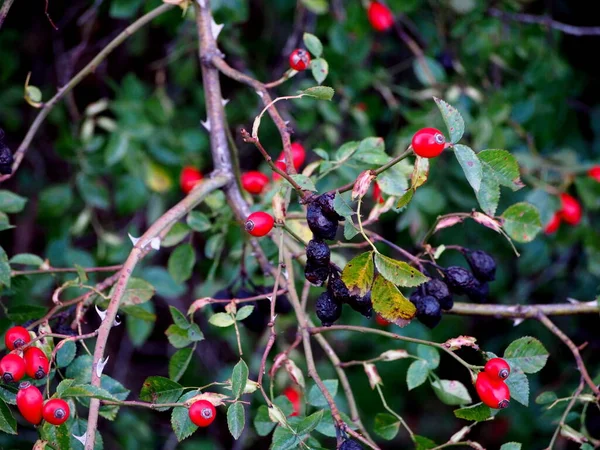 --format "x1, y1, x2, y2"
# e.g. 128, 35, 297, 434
410, 293, 442, 329
465, 279, 489, 303
340, 439, 363, 450
424, 279, 453, 311
315, 292, 342, 327
316, 192, 343, 221
444, 266, 476, 295
464, 250, 496, 282
327, 277, 351, 303
346, 291, 373, 318
306, 239, 330, 266
304, 260, 330, 286
0, 145, 13, 175
306, 202, 338, 240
